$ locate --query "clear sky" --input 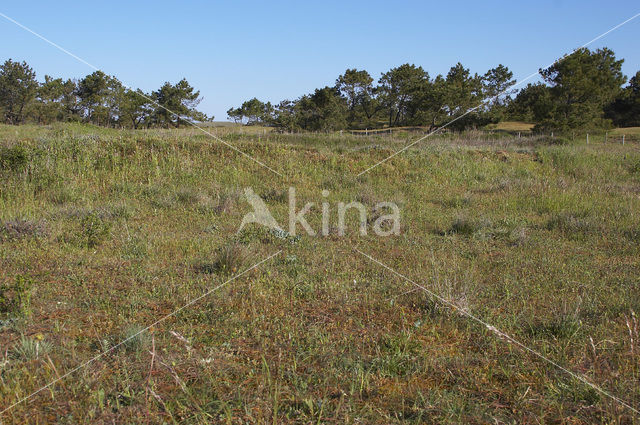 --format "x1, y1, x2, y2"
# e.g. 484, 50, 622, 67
1, 1, 639, 121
